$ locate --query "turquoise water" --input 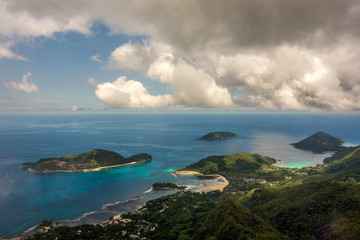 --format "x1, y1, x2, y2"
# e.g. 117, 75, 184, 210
1, 113, 360, 237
